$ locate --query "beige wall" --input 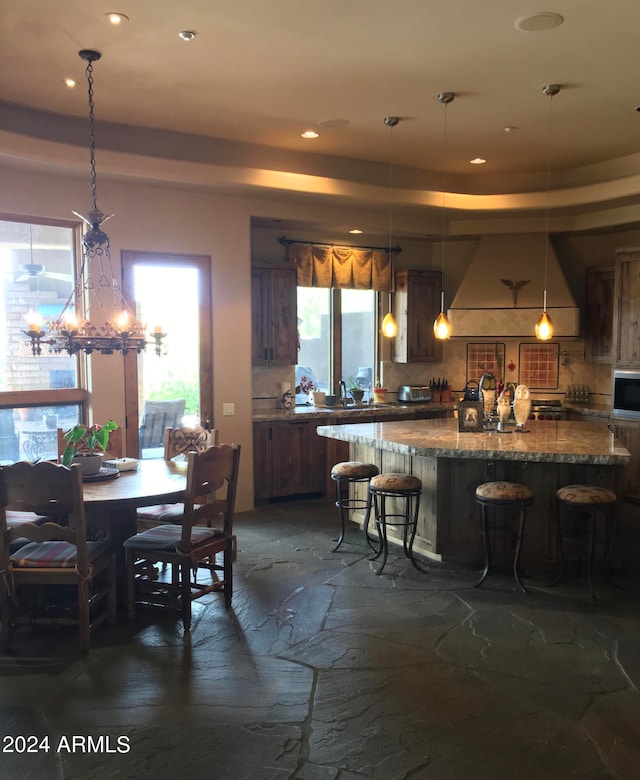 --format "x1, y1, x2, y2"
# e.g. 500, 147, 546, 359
0, 164, 256, 511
